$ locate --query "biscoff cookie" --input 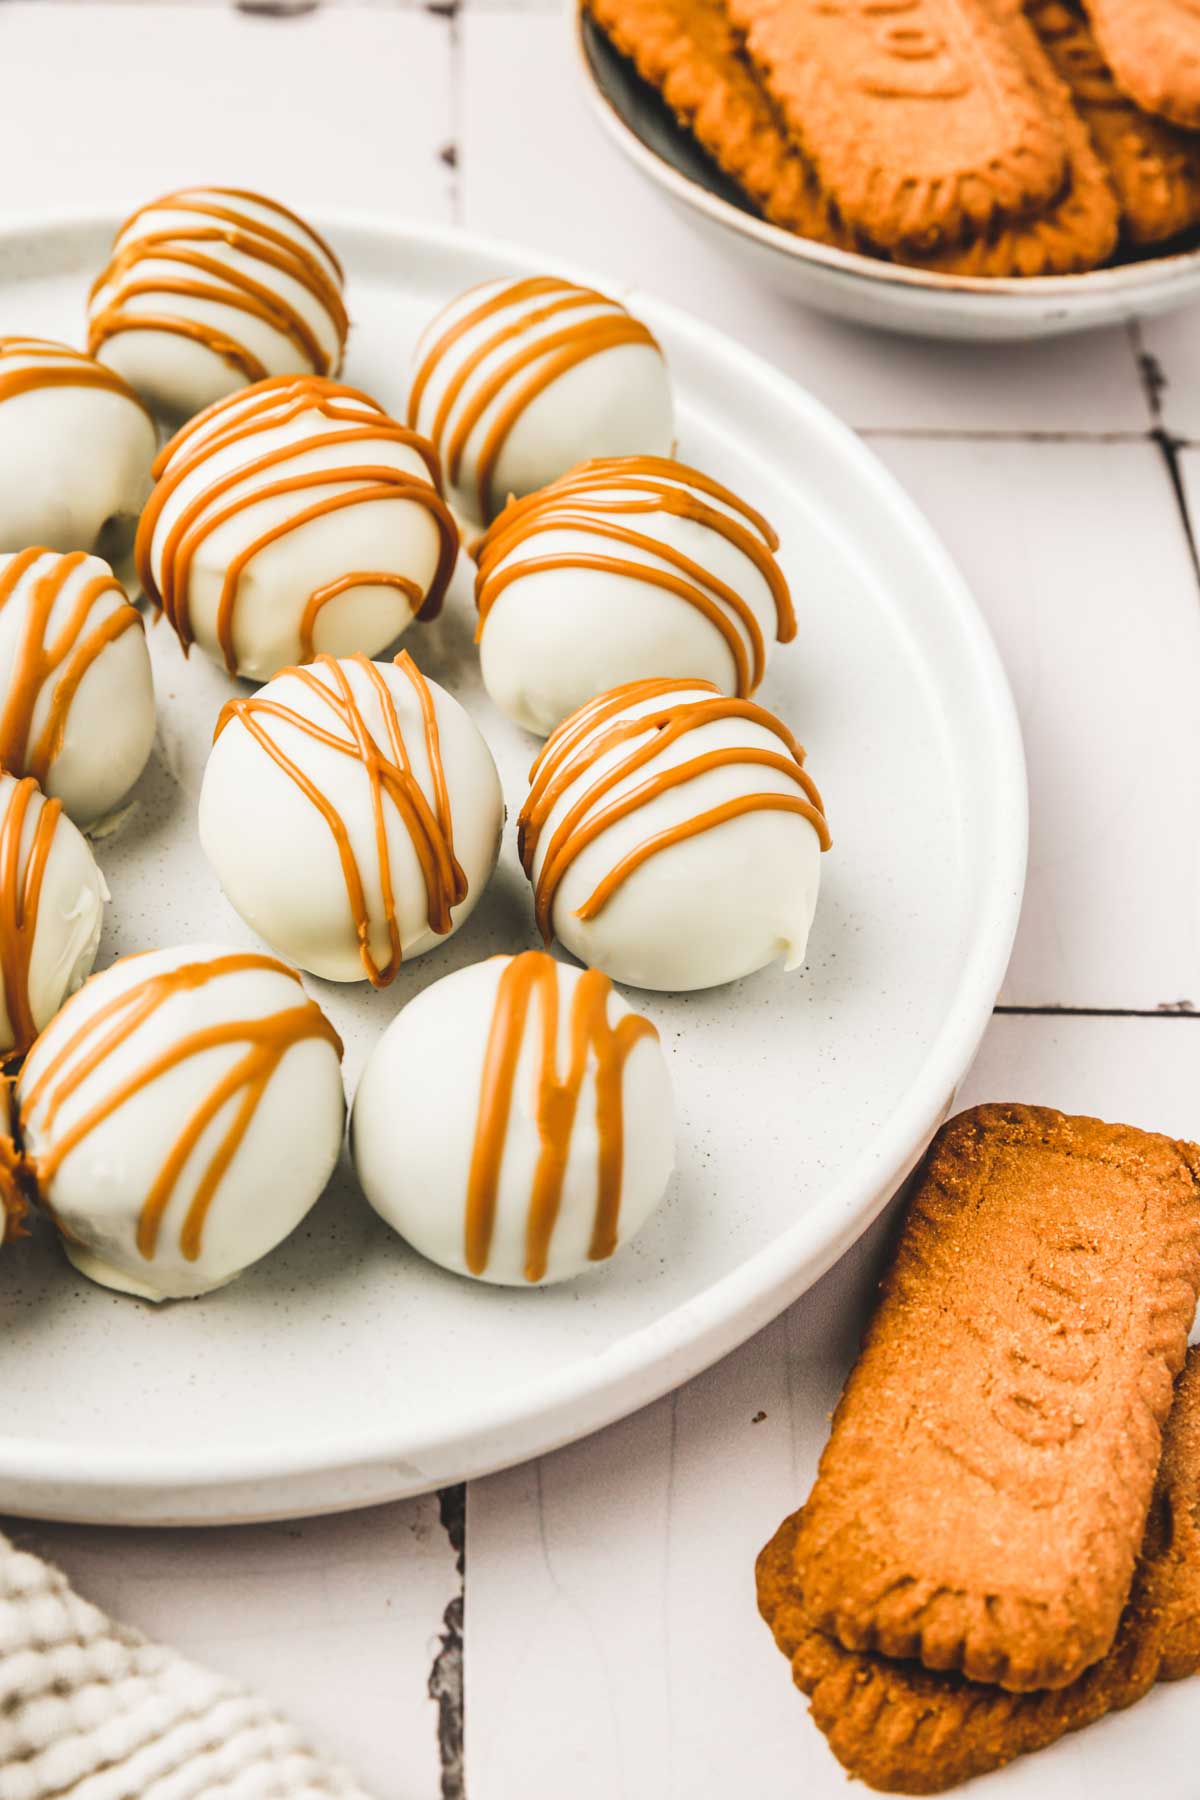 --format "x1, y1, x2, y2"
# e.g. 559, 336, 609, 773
588, 0, 1115, 274
1032, 0, 1200, 243
585, 0, 852, 244
1083, 0, 1200, 130
909, 8, 1118, 275
756, 1351, 1200, 1793
780, 1104, 1200, 1692
726, 0, 1070, 251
